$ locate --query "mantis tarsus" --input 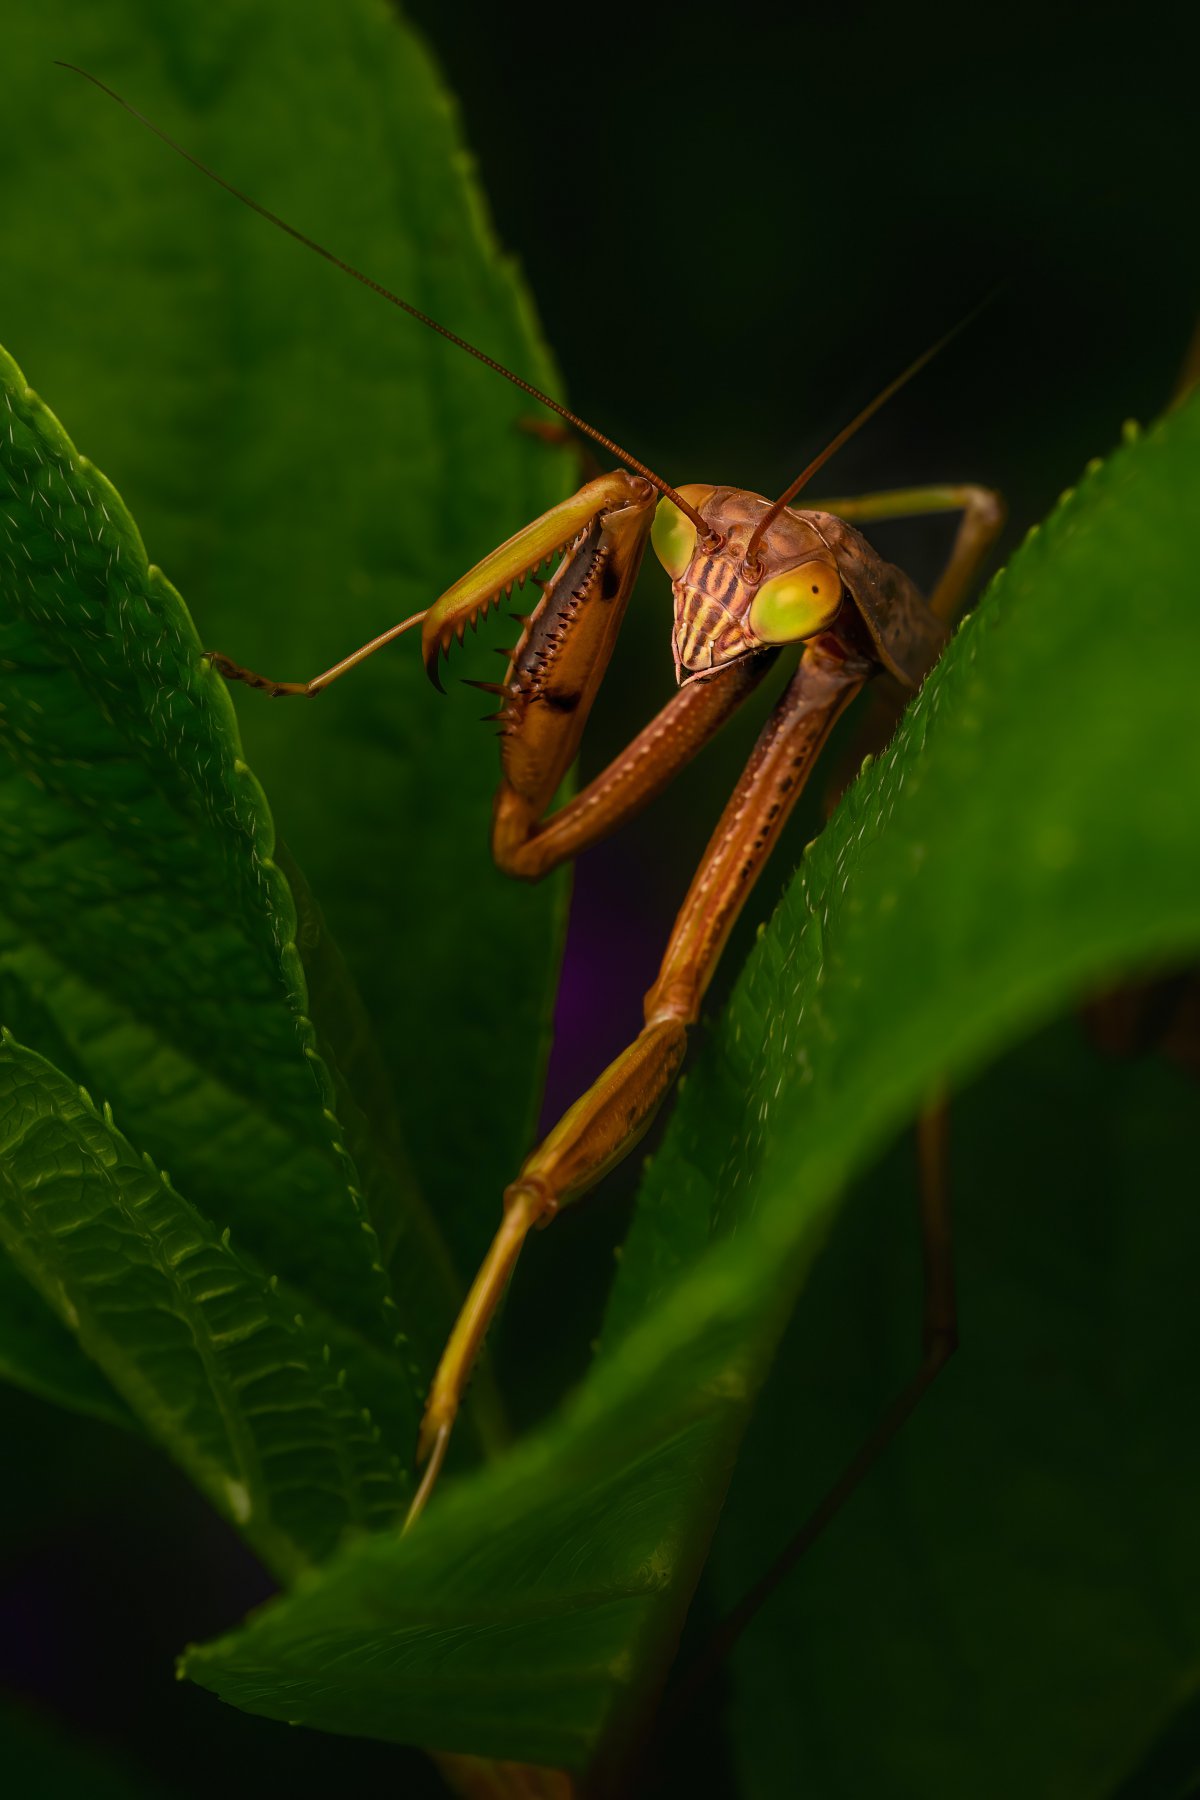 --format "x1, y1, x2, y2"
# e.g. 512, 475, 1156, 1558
65, 67, 1004, 1591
